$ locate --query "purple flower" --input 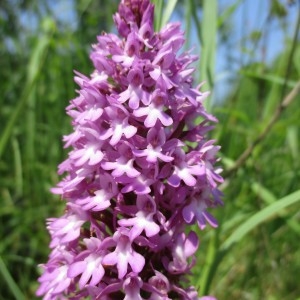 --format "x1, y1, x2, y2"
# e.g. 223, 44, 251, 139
133, 126, 176, 163
166, 231, 199, 274
118, 194, 160, 240
37, 265, 71, 299
68, 238, 105, 288
119, 171, 154, 195
68, 132, 104, 167
37, 0, 223, 299
186, 287, 217, 300
123, 274, 144, 300
182, 191, 219, 230
75, 173, 117, 211
162, 148, 205, 187
133, 89, 173, 128
47, 205, 88, 248
102, 142, 140, 178
147, 271, 171, 300
149, 48, 177, 90
118, 67, 149, 109
102, 228, 145, 279
100, 105, 137, 146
